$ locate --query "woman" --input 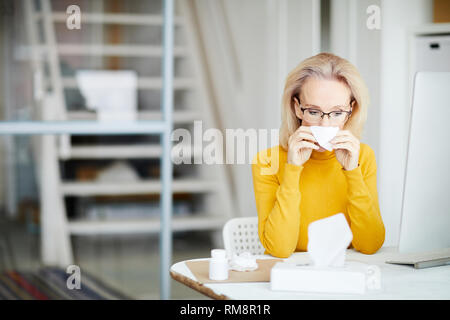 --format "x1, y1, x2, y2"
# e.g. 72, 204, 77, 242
252, 53, 385, 258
